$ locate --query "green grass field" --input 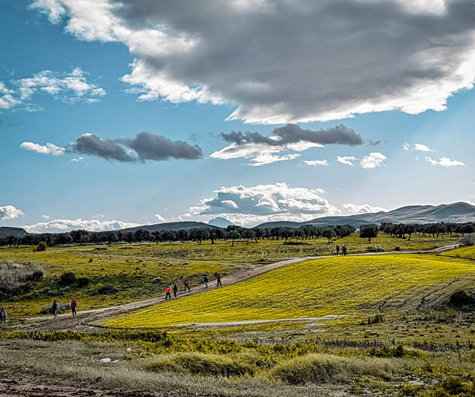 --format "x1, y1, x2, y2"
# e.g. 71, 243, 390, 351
105, 254, 475, 331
